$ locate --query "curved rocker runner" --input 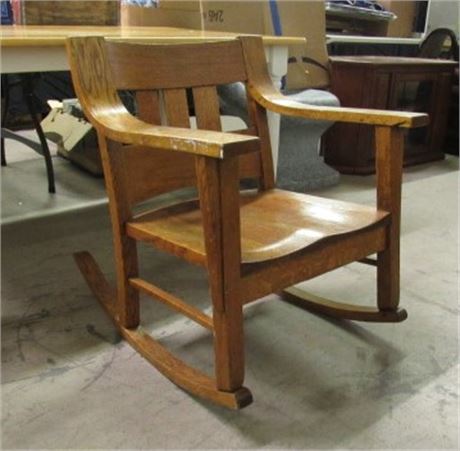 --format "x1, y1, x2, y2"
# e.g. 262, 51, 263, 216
74, 251, 252, 409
